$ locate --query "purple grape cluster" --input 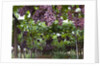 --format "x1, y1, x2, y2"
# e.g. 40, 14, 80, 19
21, 40, 27, 49
58, 18, 63, 25
56, 13, 63, 26
55, 12, 63, 26
68, 11, 73, 20
18, 6, 27, 16
67, 5, 84, 29
66, 36, 70, 40
56, 5, 63, 26
74, 12, 78, 18
57, 36, 64, 43
79, 5, 84, 14
73, 18, 84, 29
32, 10, 42, 23
42, 37, 53, 53
46, 37, 53, 45
44, 7, 56, 26
18, 6, 35, 16
23, 31, 28, 37
32, 6, 56, 26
